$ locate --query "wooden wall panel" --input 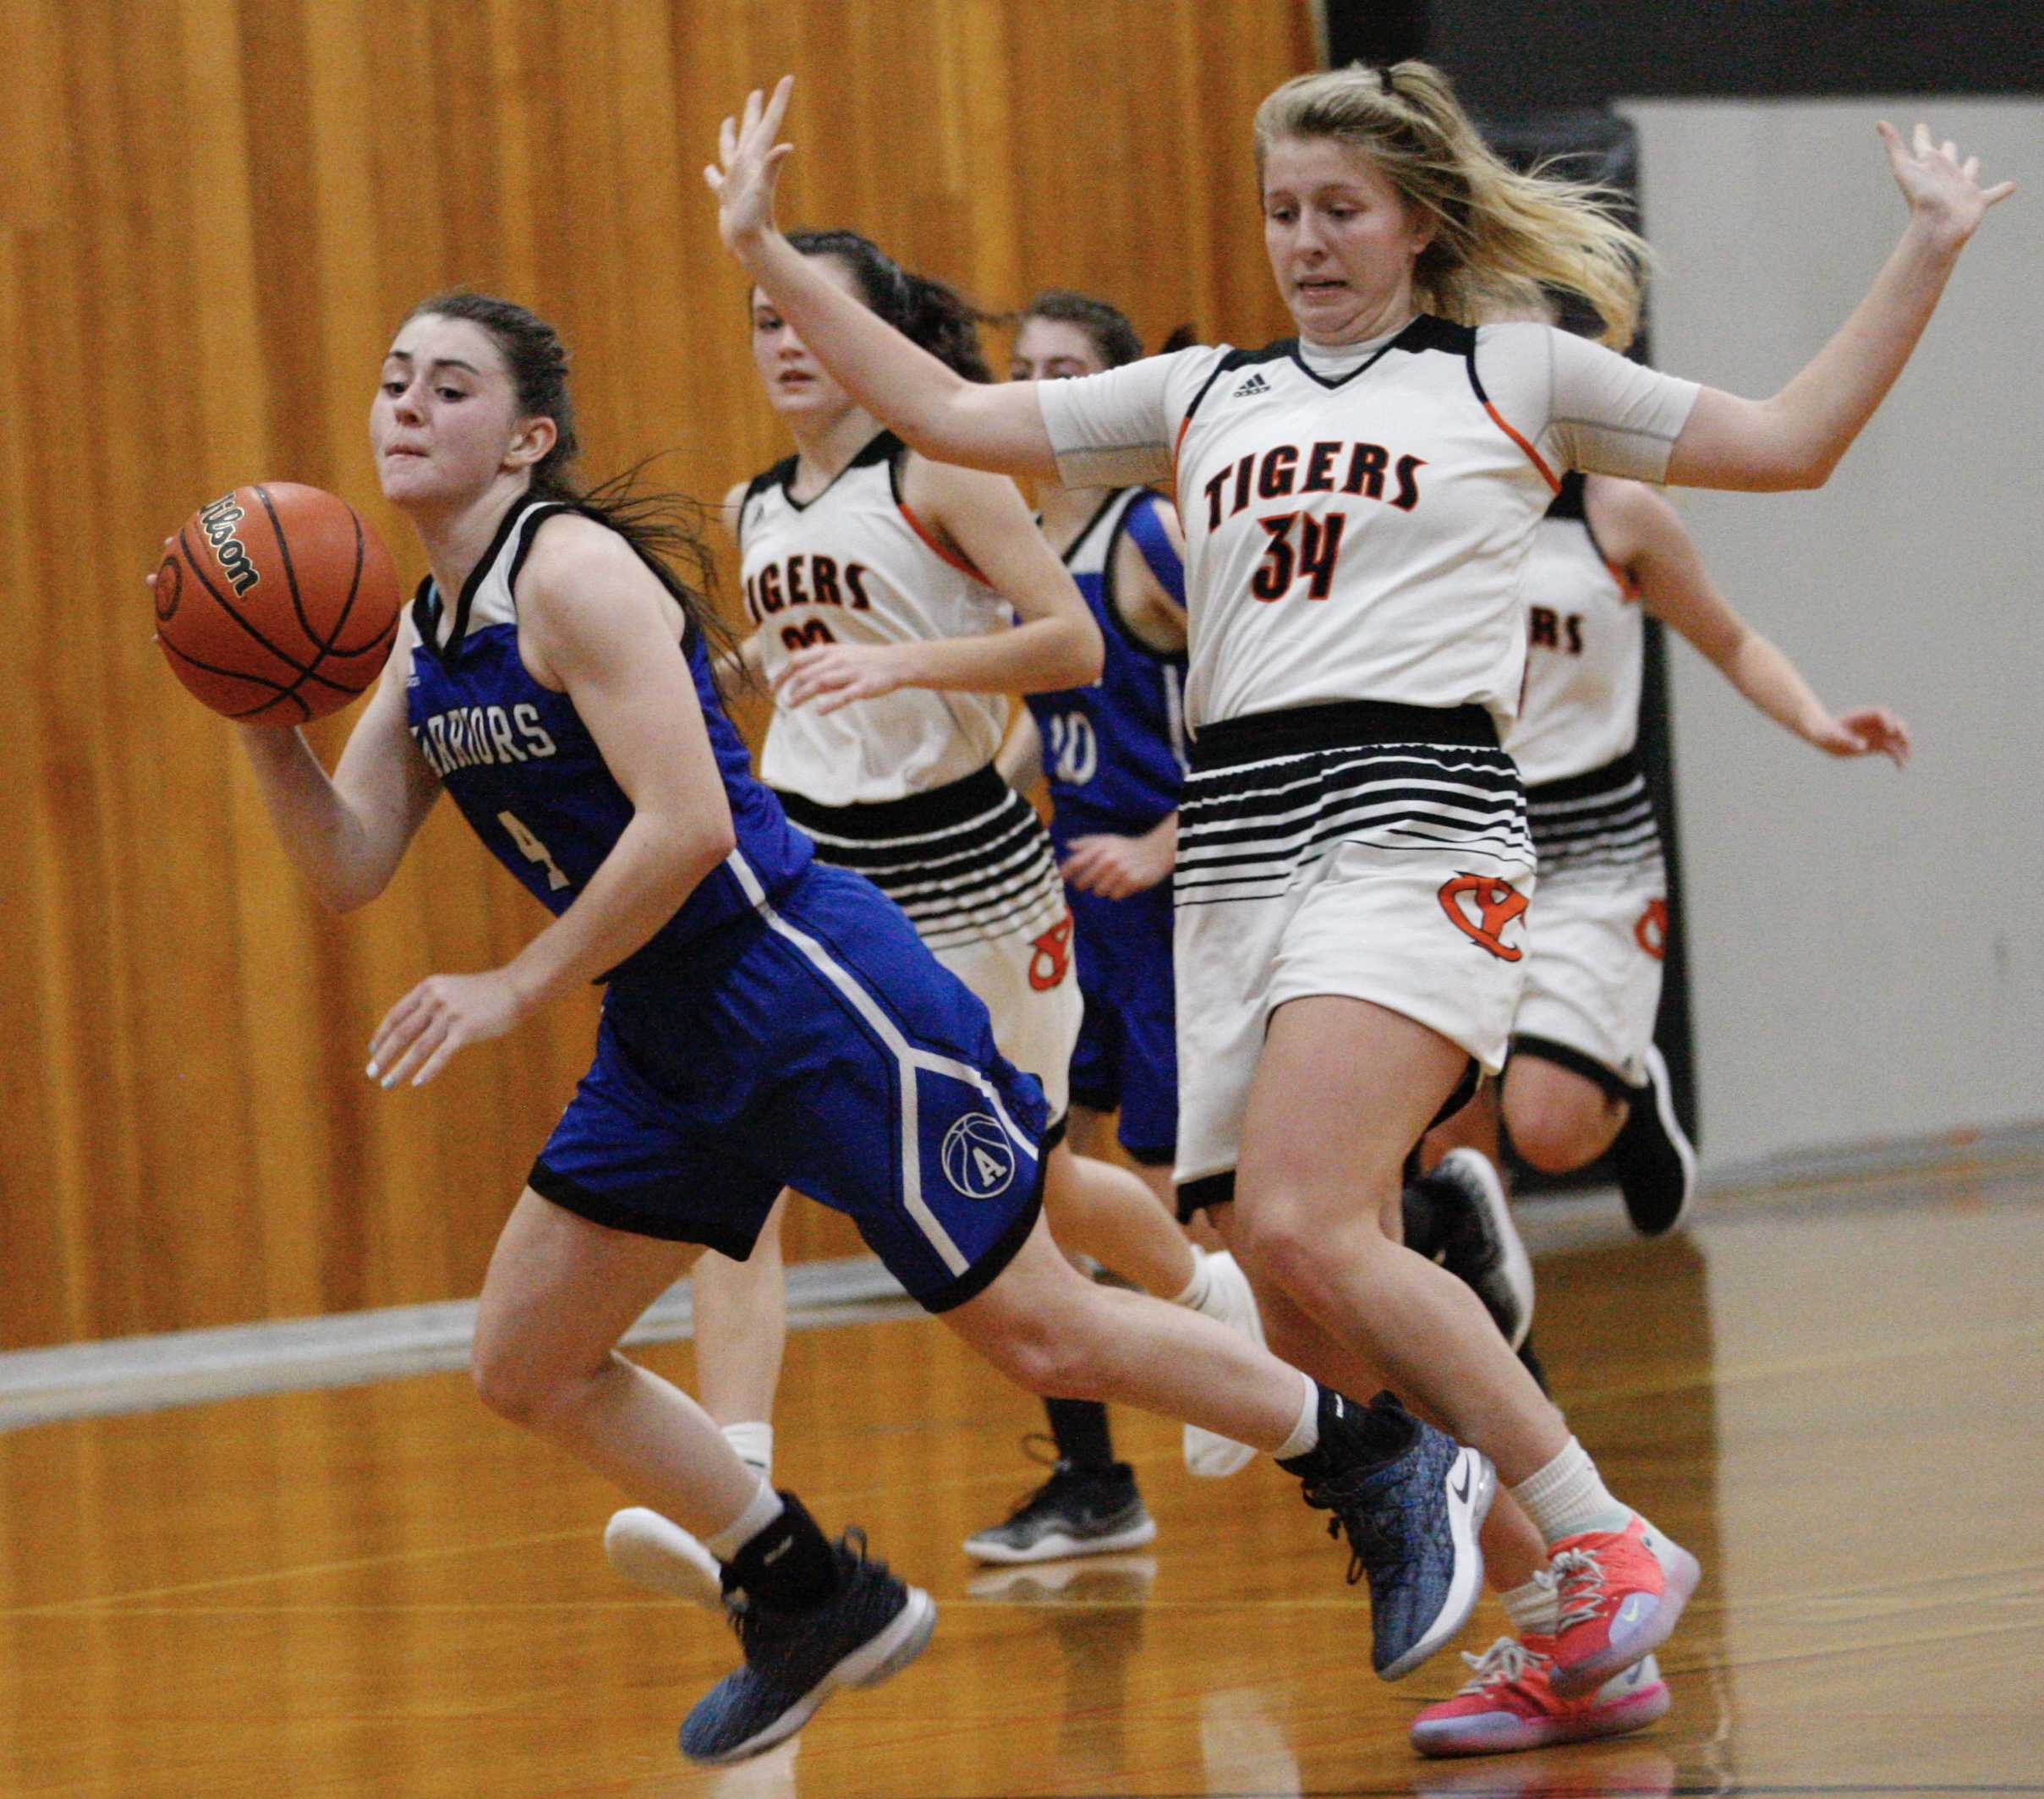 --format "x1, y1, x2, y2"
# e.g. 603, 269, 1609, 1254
0, 0, 1312, 1347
